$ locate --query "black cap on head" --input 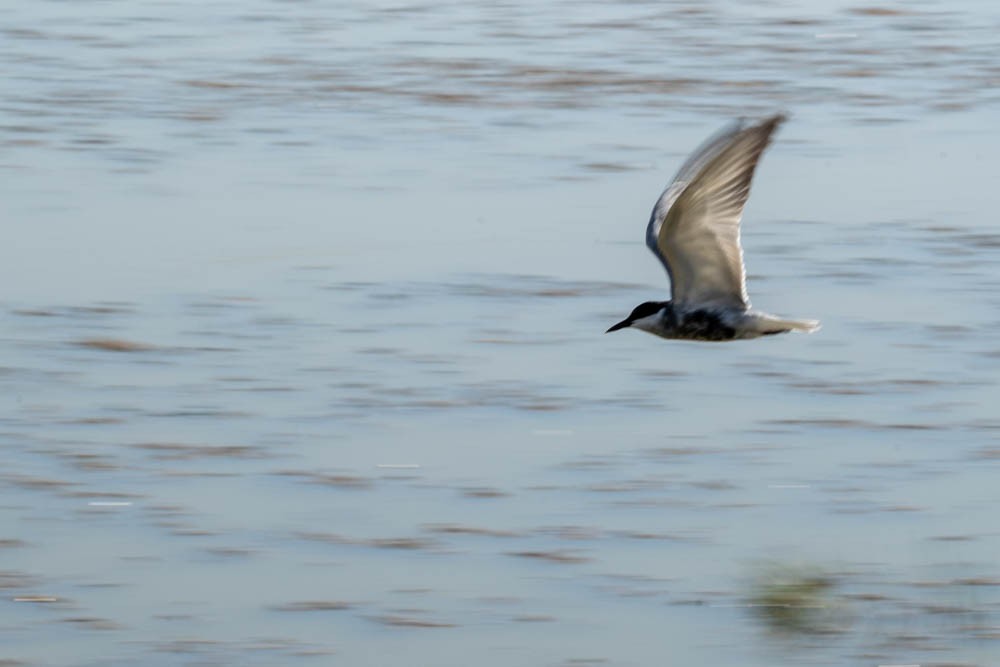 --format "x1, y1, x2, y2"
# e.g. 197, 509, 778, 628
606, 301, 665, 333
